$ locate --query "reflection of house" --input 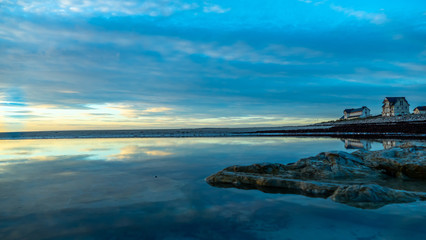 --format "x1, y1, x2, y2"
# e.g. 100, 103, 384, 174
413, 106, 426, 114
343, 106, 371, 119
382, 140, 397, 150
382, 97, 410, 117
342, 139, 372, 150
